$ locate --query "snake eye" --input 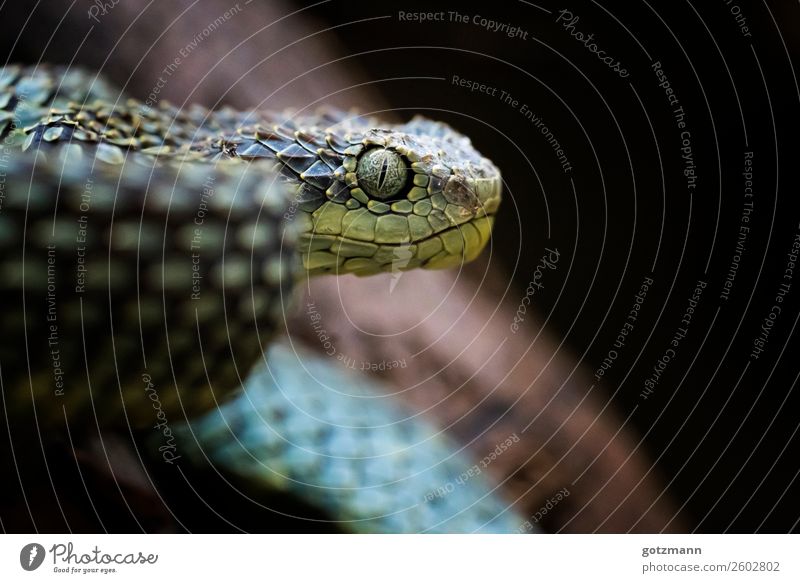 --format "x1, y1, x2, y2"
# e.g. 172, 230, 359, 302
356, 148, 408, 200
